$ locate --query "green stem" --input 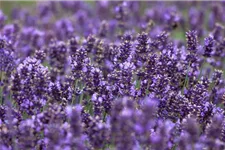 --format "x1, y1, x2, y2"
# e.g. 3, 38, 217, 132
198, 58, 206, 80
71, 80, 78, 105
182, 61, 191, 94
79, 92, 84, 104
22, 111, 28, 119
136, 79, 141, 89
79, 82, 86, 104
89, 102, 93, 115
145, 80, 150, 95
103, 111, 107, 121
208, 82, 215, 91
